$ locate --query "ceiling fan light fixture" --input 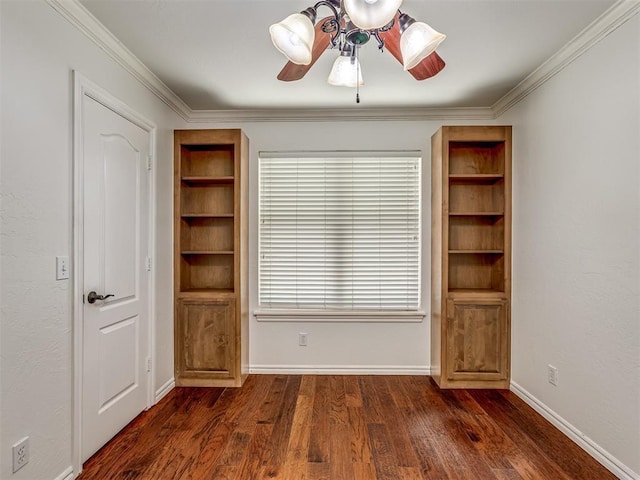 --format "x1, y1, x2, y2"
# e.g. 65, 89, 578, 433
269, 12, 316, 65
343, 0, 403, 30
399, 15, 446, 70
327, 51, 364, 87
